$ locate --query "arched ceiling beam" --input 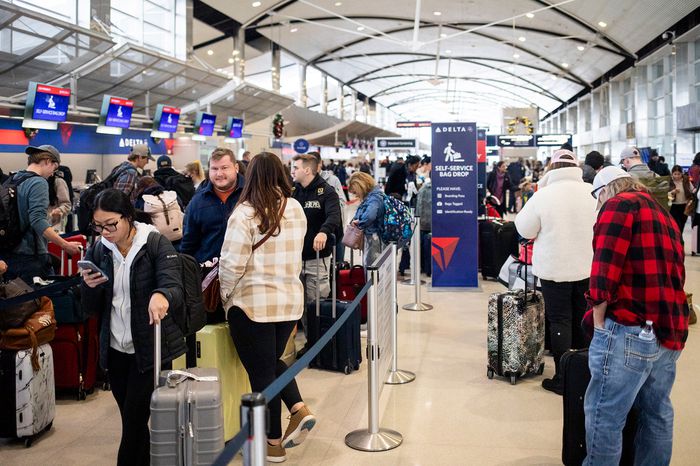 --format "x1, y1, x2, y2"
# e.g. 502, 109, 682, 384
373, 78, 544, 108
385, 90, 531, 109
530, 0, 636, 59
339, 56, 567, 102
357, 73, 558, 101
